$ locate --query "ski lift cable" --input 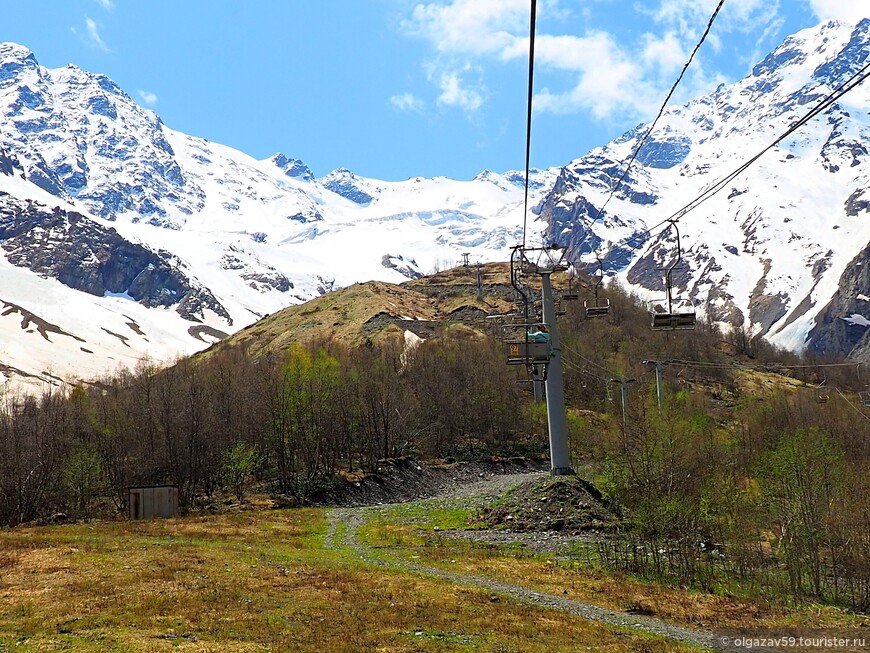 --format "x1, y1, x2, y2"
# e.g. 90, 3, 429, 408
835, 387, 870, 423
664, 60, 870, 224
587, 0, 726, 231
521, 0, 538, 249
602, 57, 870, 255
561, 343, 622, 379
561, 354, 609, 380
560, 357, 613, 385
665, 358, 868, 370
559, 340, 618, 381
